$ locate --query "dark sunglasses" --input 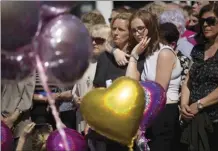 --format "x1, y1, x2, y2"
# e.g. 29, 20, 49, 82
199, 17, 218, 26
92, 37, 106, 44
